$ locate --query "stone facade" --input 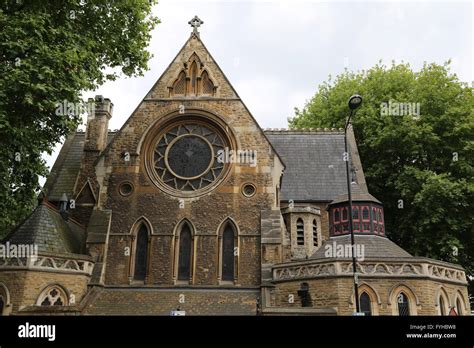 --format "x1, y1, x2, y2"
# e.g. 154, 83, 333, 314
0, 27, 470, 316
